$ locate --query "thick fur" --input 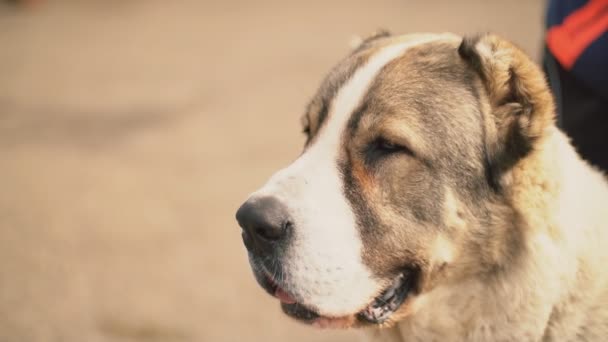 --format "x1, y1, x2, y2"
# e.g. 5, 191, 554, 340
359, 34, 608, 341
364, 128, 608, 341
